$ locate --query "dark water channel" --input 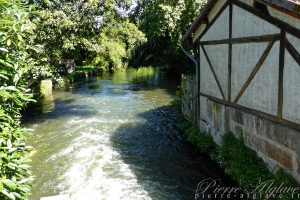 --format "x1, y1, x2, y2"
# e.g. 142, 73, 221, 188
23, 68, 236, 200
